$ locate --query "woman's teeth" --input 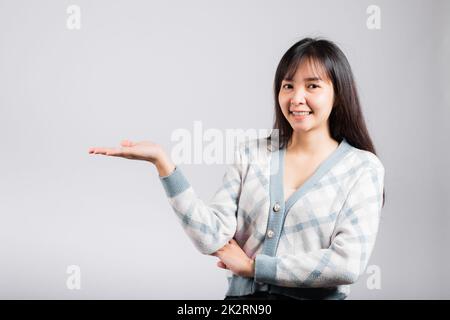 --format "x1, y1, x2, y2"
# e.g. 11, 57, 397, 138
291, 111, 312, 116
